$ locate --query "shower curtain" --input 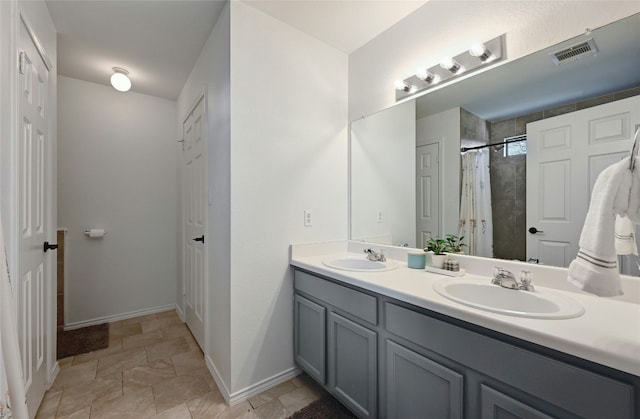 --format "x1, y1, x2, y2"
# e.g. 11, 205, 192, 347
1, 211, 28, 419
459, 149, 494, 257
